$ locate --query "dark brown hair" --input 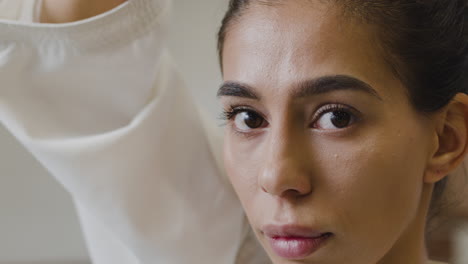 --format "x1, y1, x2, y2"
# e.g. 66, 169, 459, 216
217, 0, 468, 218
